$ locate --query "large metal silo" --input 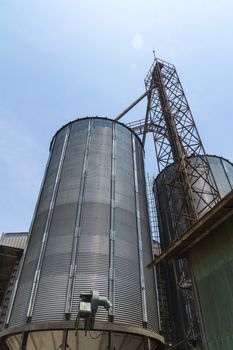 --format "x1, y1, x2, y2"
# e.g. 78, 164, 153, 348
0, 117, 163, 350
